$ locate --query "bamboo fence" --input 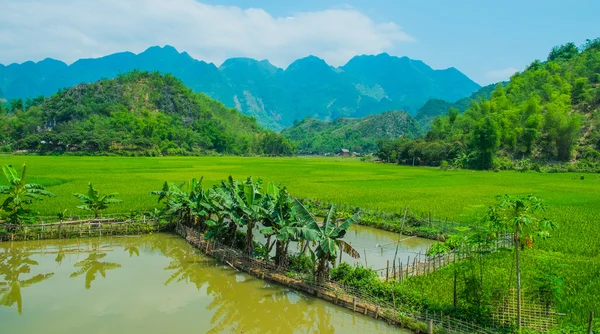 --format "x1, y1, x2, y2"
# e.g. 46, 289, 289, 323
0, 217, 161, 242
175, 223, 497, 334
